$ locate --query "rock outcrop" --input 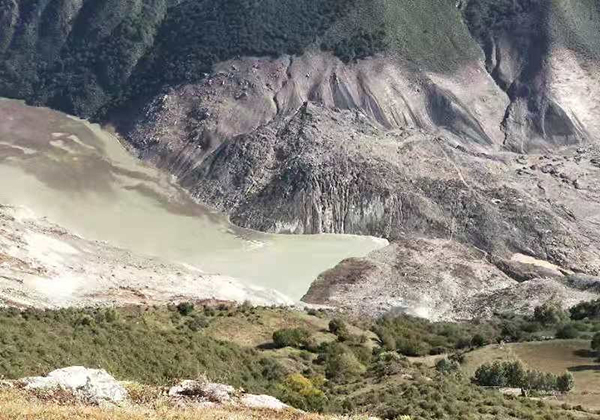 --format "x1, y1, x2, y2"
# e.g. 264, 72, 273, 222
21, 367, 128, 405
